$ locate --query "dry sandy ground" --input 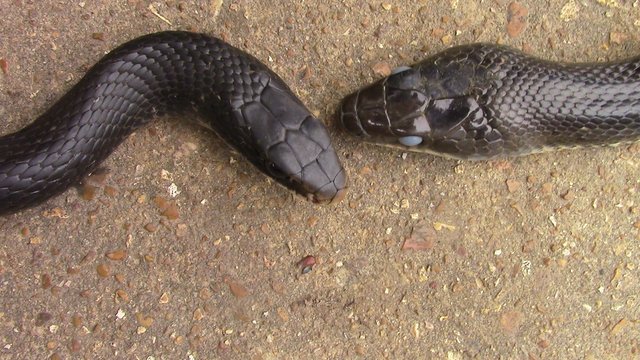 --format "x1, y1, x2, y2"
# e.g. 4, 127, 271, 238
0, 1, 639, 359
